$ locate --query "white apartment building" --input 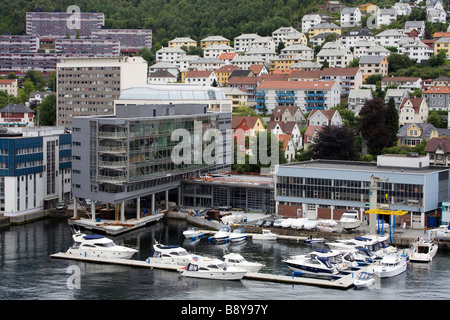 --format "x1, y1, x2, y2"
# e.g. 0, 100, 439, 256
281, 44, 314, 61
340, 7, 362, 28
394, 2, 412, 15
301, 14, 322, 33
375, 29, 406, 48
231, 55, 265, 70
184, 70, 218, 86
272, 26, 303, 45
317, 46, 354, 68
233, 33, 261, 52
250, 36, 276, 52
404, 21, 426, 38
341, 28, 374, 48
155, 46, 186, 63
0, 79, 18, 97
244, 47, 277, 64
353, 40, 377, 58
203, 44, 235, 59
377, 8, 397, 27
398, 37, 433, 63
255, 80, 341, 114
